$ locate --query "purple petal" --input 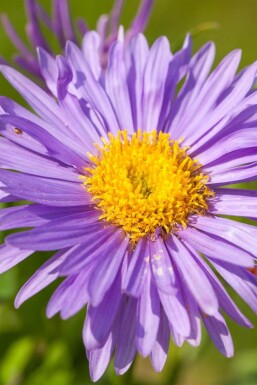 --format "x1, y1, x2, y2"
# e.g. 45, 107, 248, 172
56, 227, 119, 275
37, 48, 58, 96
190, 62, 257, 154
181, 226, 254, 267
182, 50, 241, 146
202, 312, 234, 357
114, 297, 137, 375
136, 268, 160, 356
0, 204, 85, 231
129, 0, 154, 35
123, 237, 150, 297
25, 0, 51, 51
158, 287, 191, 338
46, 276, 76, 318
88, 297, 126, 382
59, 268, 93, 319
0, 244, 33, 273
168, 42, 215, 137
1, 14, 33, 58
150, 310, 170, 372
0, 115, 86, 169
15, 249, 67, 308
209, 161, 257, 186
82, 32, 102, 80
193, 252, 252, 328
195, 128, 257, 166
66, 41, 119, 135
149, 238, 177, 294
6, 211, 102, 251
88, 233, 129, 306
105, 39, 134, 133
213, 188, 257, 219
0, 137, 78, 182
166, 236, 219, 315
193, 215, 257, 257
0, 65, 67, 130
0, 170, 90, 208
88, 332, 115, 382
56, 55, 103, 150
142, 37, 171, 132
126, 33, 149, 129
212, 261, 257, 313
84, 273, 122, 350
